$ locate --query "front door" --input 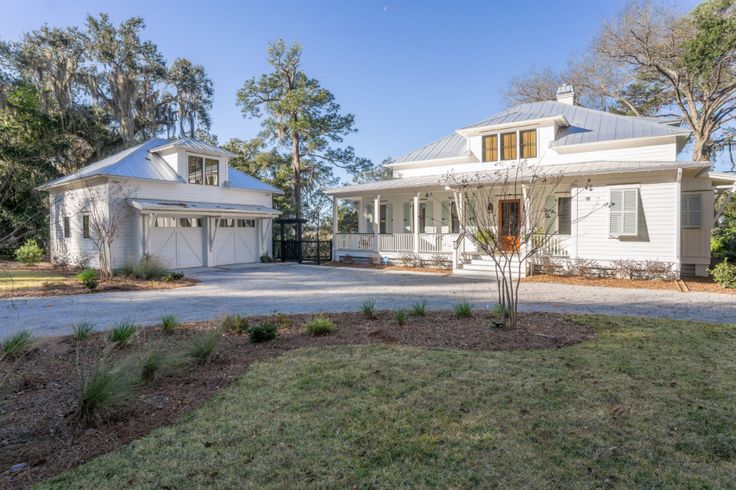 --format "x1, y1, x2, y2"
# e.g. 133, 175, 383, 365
498, 199, 521, 252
